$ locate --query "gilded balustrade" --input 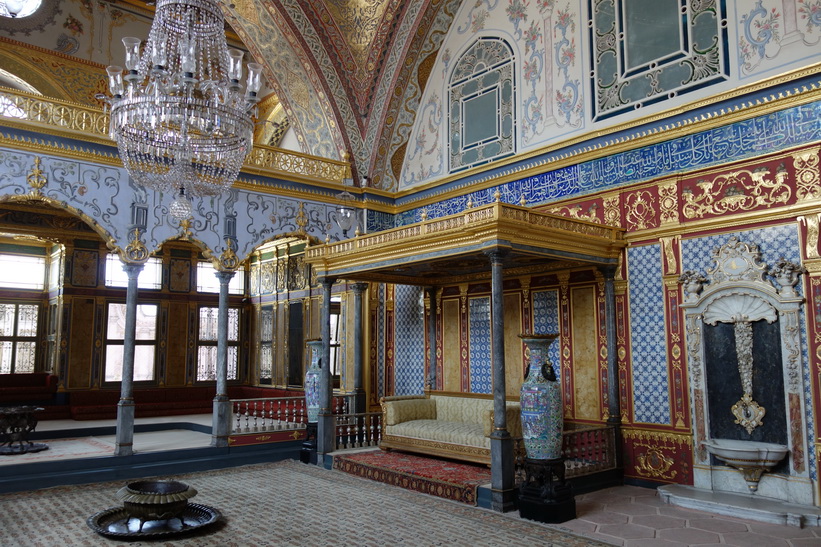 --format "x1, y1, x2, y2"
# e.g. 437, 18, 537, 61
0, 87, 347, 185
